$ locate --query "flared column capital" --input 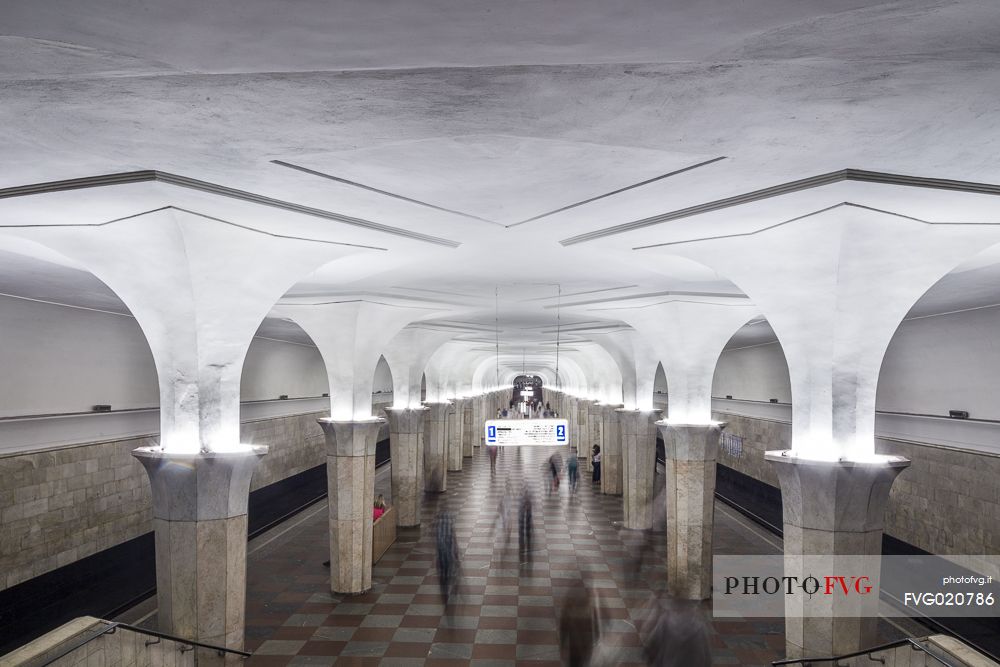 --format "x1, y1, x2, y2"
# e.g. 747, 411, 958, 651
656, 421, 727, 462
766, 451, 910, 533
133, 446, 267, 521
422, 401, 451, 420
318, 418, 385, 457
385, 406, 429, 434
